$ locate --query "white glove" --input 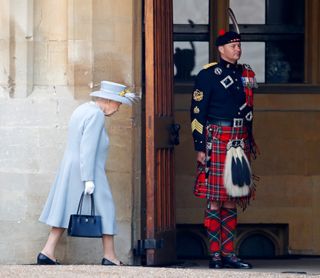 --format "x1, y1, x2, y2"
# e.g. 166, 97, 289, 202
84, 181, 95, 195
